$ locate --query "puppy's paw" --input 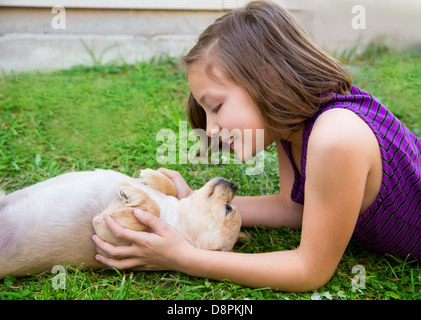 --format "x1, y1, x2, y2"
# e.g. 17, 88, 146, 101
92, 209, 130, 247
237, 232, 250, 243
138, 169, 177, 197
92, 204, 149, 251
